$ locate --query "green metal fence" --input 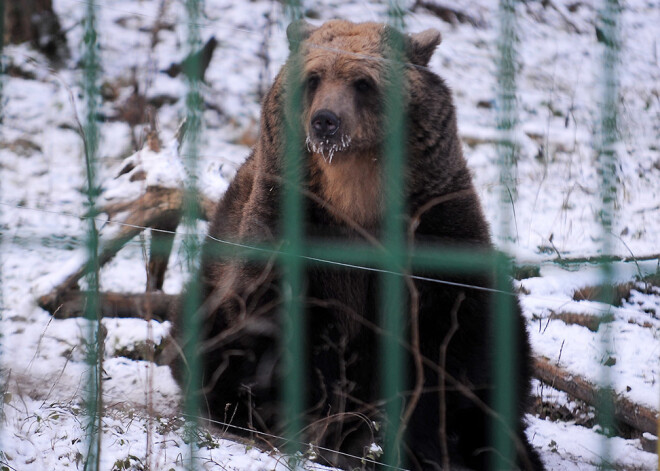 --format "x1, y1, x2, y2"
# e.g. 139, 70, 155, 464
0, 0, 633, 469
